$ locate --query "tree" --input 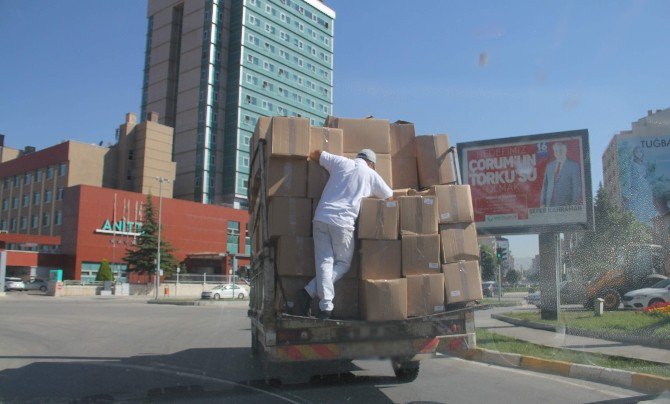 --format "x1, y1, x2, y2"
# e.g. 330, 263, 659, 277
96, 259, 114, 282
506, 269, 519, 285
124, 194, 179, 277
573, 183, 652, 281
479, 245, 496, 281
